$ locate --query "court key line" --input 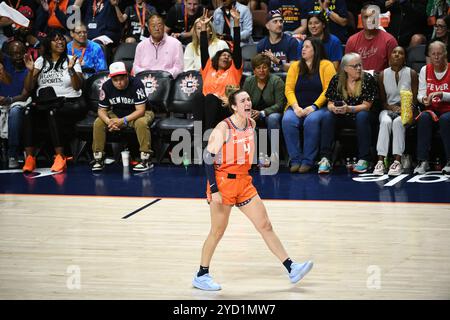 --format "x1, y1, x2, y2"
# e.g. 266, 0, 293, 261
122, 198, 162, 219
